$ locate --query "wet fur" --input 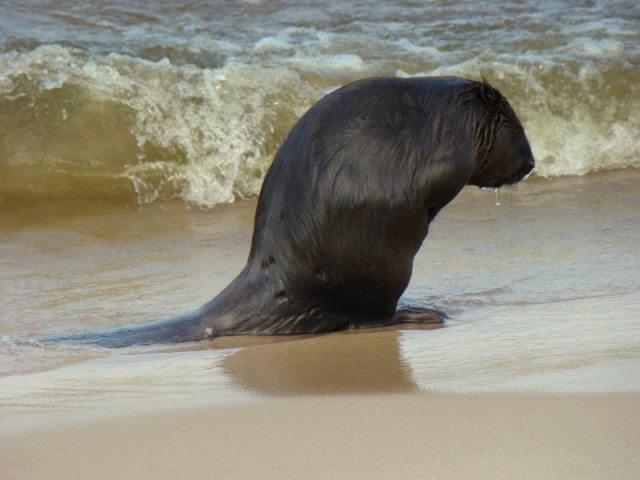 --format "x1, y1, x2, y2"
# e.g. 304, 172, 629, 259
48, 76, 535, 347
